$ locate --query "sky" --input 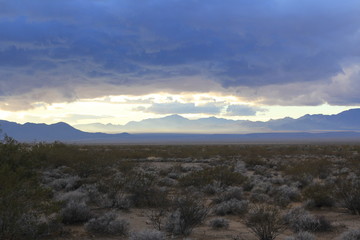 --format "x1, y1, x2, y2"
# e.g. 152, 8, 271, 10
0, 0, 360, 128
